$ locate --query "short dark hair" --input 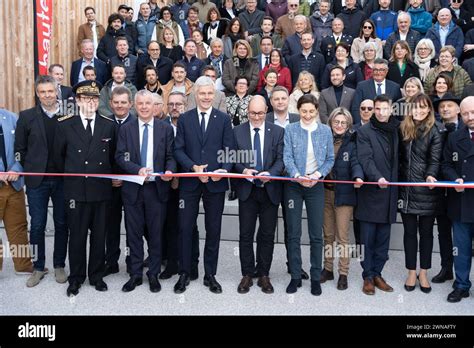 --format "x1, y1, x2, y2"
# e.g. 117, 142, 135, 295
335, 42, 350, 54
160, 6, 172, 18
84, 7, 95, 15
374, 94, 392, 105
330, 65, 345, 75
188, 6, 199, 14
118, 4, 130, 12
260, 36, 273, 46
202, 65, 217, 75
234, 76, 249, 86
110, 85, 132, 101
115, 36, 129, 45
264, 68, 278, 79
172, 62, 186, 71
297, 94, 319, 110
108, 13, 125, 26
206, 7, 221, 22
262, 16, 274, 24
48, 64, 64, 73
35, 75, 56, 91
82, 65, 96, 76
143, 65, 159, 78
111, 64, 126, 73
